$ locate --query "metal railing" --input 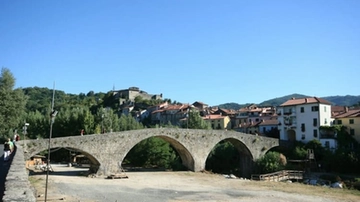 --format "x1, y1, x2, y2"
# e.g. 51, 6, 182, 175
251, 170, 303, 182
